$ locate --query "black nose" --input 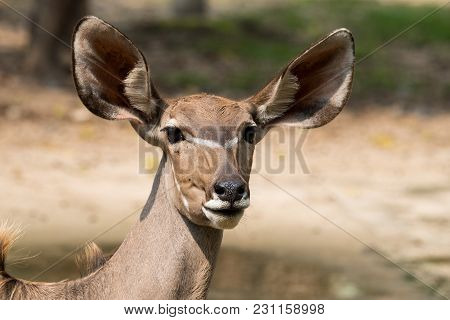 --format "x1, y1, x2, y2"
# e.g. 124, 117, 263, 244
214, 180, 247, 203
